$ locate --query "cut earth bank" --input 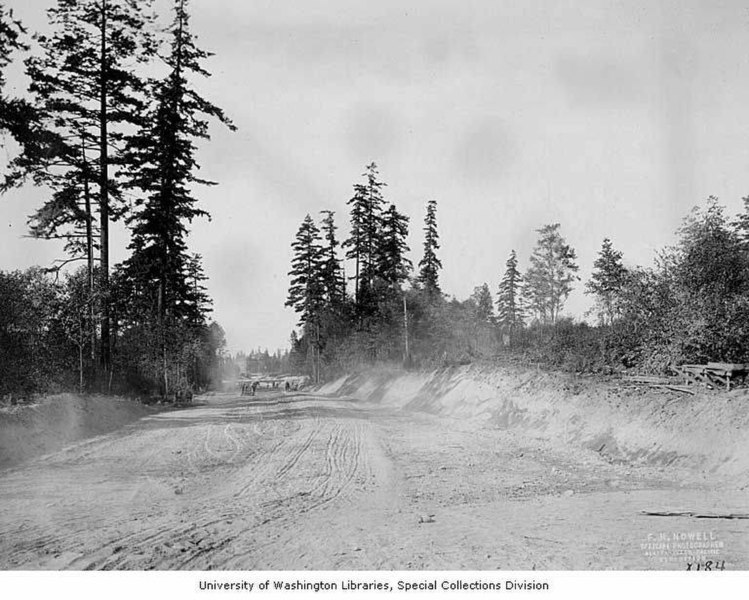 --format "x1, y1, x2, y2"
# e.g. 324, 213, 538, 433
319, 364, 749, 488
